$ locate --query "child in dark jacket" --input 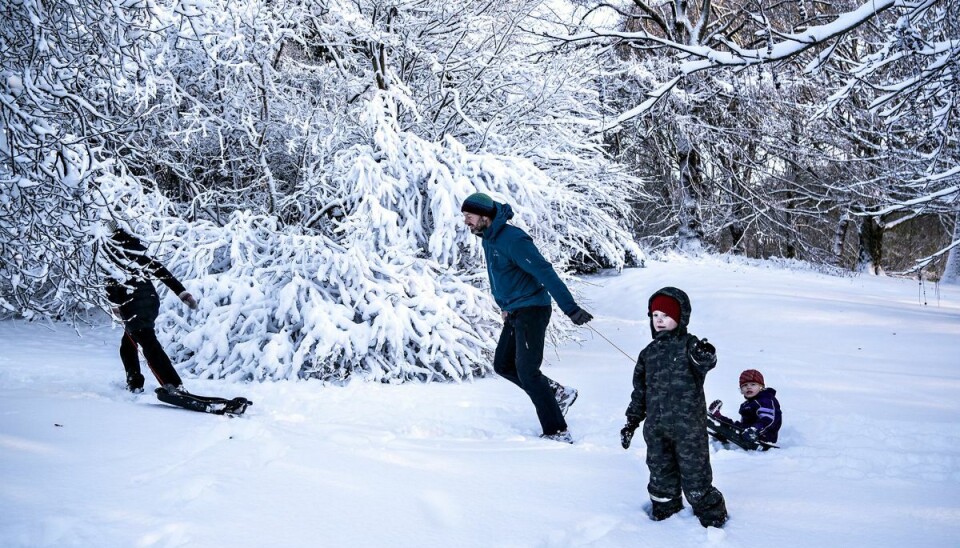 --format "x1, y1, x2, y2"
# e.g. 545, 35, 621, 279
619, 287, 728, 528
101, 221, 198, 393
710, 369, 782, 444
